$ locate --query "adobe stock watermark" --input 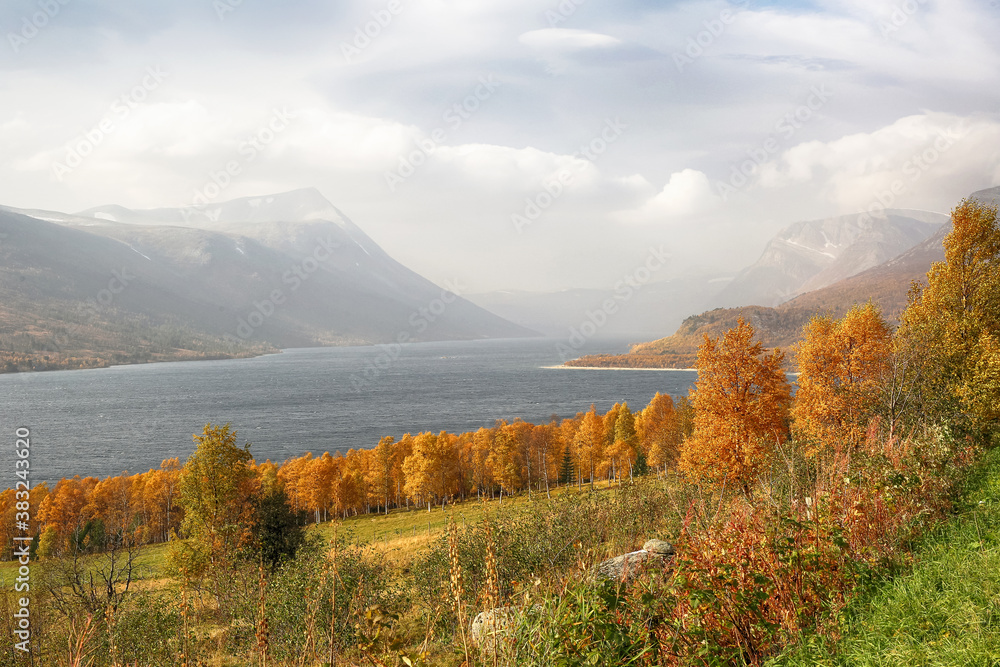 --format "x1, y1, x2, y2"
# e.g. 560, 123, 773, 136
556, 246, 670, 361
11, 426, 33, 654
213, 0, 246, 21
181, 107, 296, 221
7, 0, 71, 53
350, 279, 467, 391
878, 0, 928, 39
225, 235, 340, 342
673, 0, 748, 73
715, 84, 833, 201
384, 75, 502, 192
52, 66, 168, 182
544, 0, 586, 27
856, 124, 965, 224
512, 117, 627, 234
341, 0, 405, 63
